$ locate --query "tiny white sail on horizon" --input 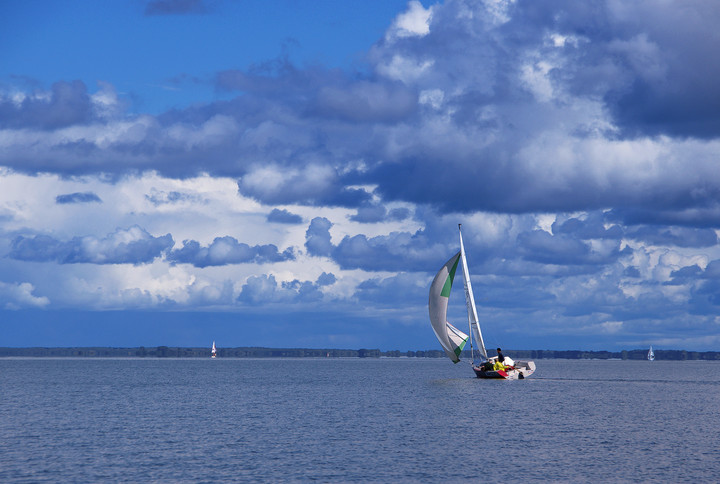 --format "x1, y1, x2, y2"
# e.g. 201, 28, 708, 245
211, 341, 217, 358
648, 345, 655, 361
